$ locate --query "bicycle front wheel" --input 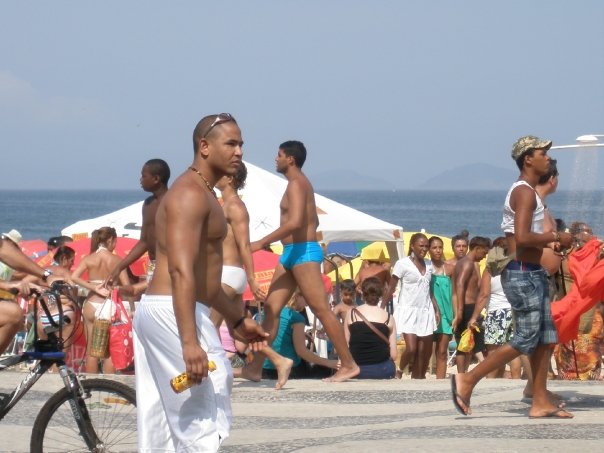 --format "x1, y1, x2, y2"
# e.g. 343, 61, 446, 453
31, 378, 137, 452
